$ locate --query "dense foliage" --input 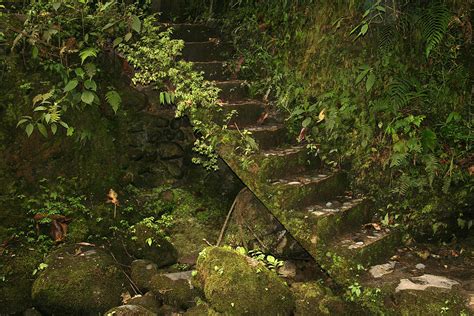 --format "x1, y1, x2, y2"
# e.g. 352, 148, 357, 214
212, 0, 473, 239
